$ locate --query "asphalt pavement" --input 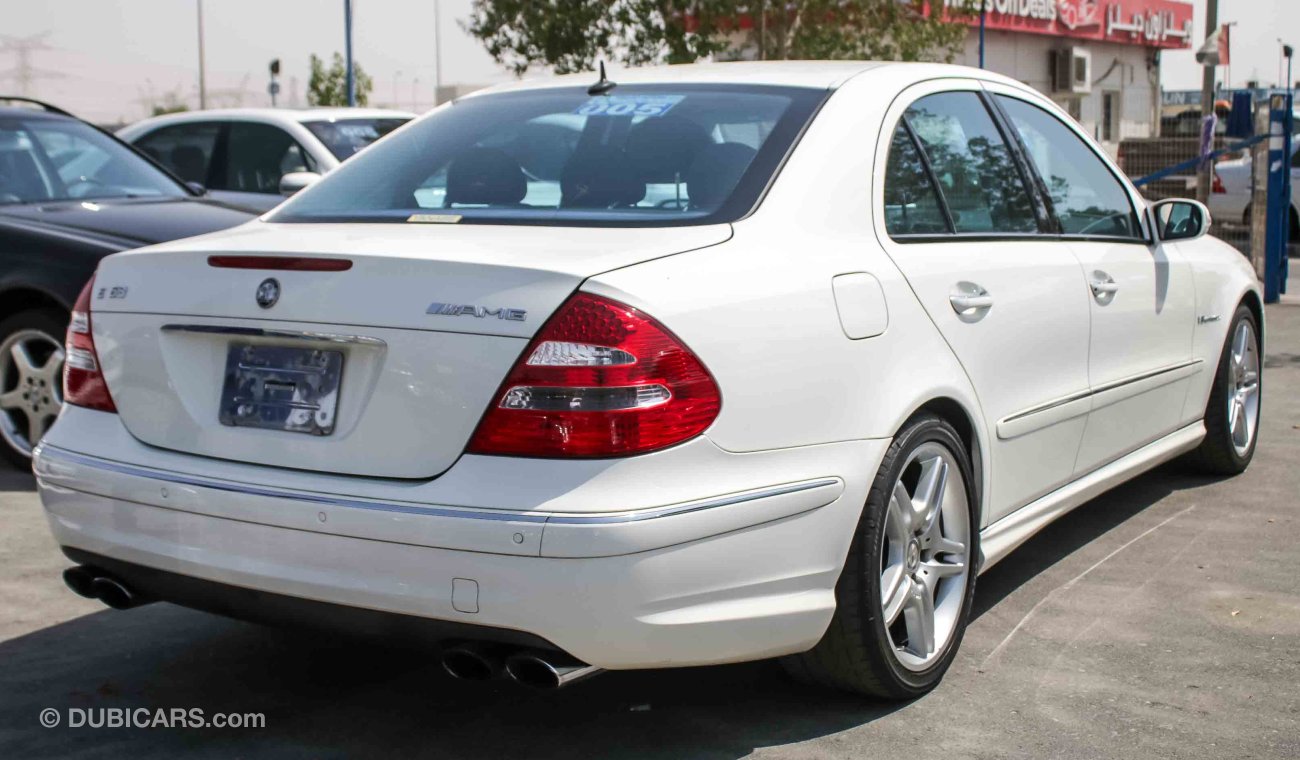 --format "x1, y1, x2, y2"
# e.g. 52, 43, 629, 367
1, 301, 1297, 759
